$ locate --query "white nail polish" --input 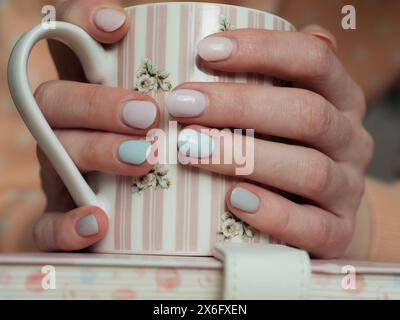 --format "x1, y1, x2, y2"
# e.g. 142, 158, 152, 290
230, 187, 260, 213
178, 129, 215, 158
76, 215, 99, 237
94, 8, 126, 33
166, 89, 208, 118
